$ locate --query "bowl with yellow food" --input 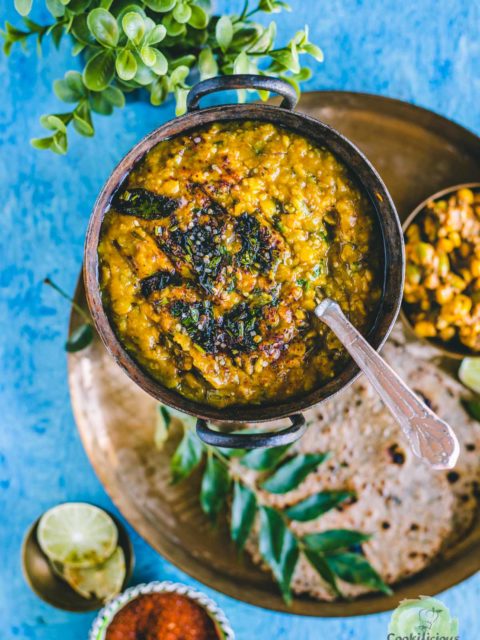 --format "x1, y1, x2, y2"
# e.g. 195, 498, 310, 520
402, 183, 480, 358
